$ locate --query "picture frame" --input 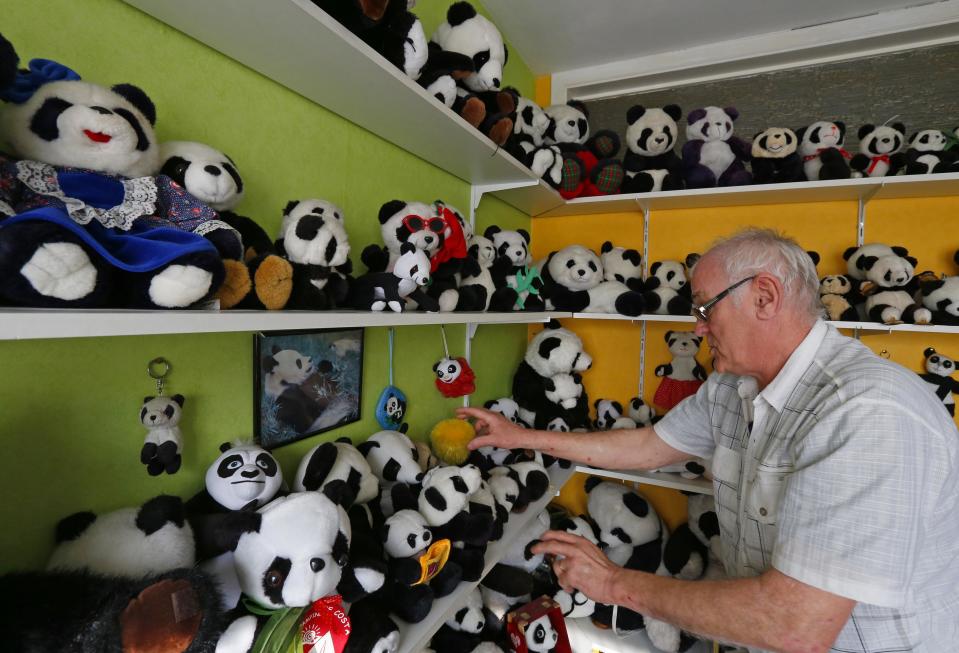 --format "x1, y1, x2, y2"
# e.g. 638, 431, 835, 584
254, 327, 364, 449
